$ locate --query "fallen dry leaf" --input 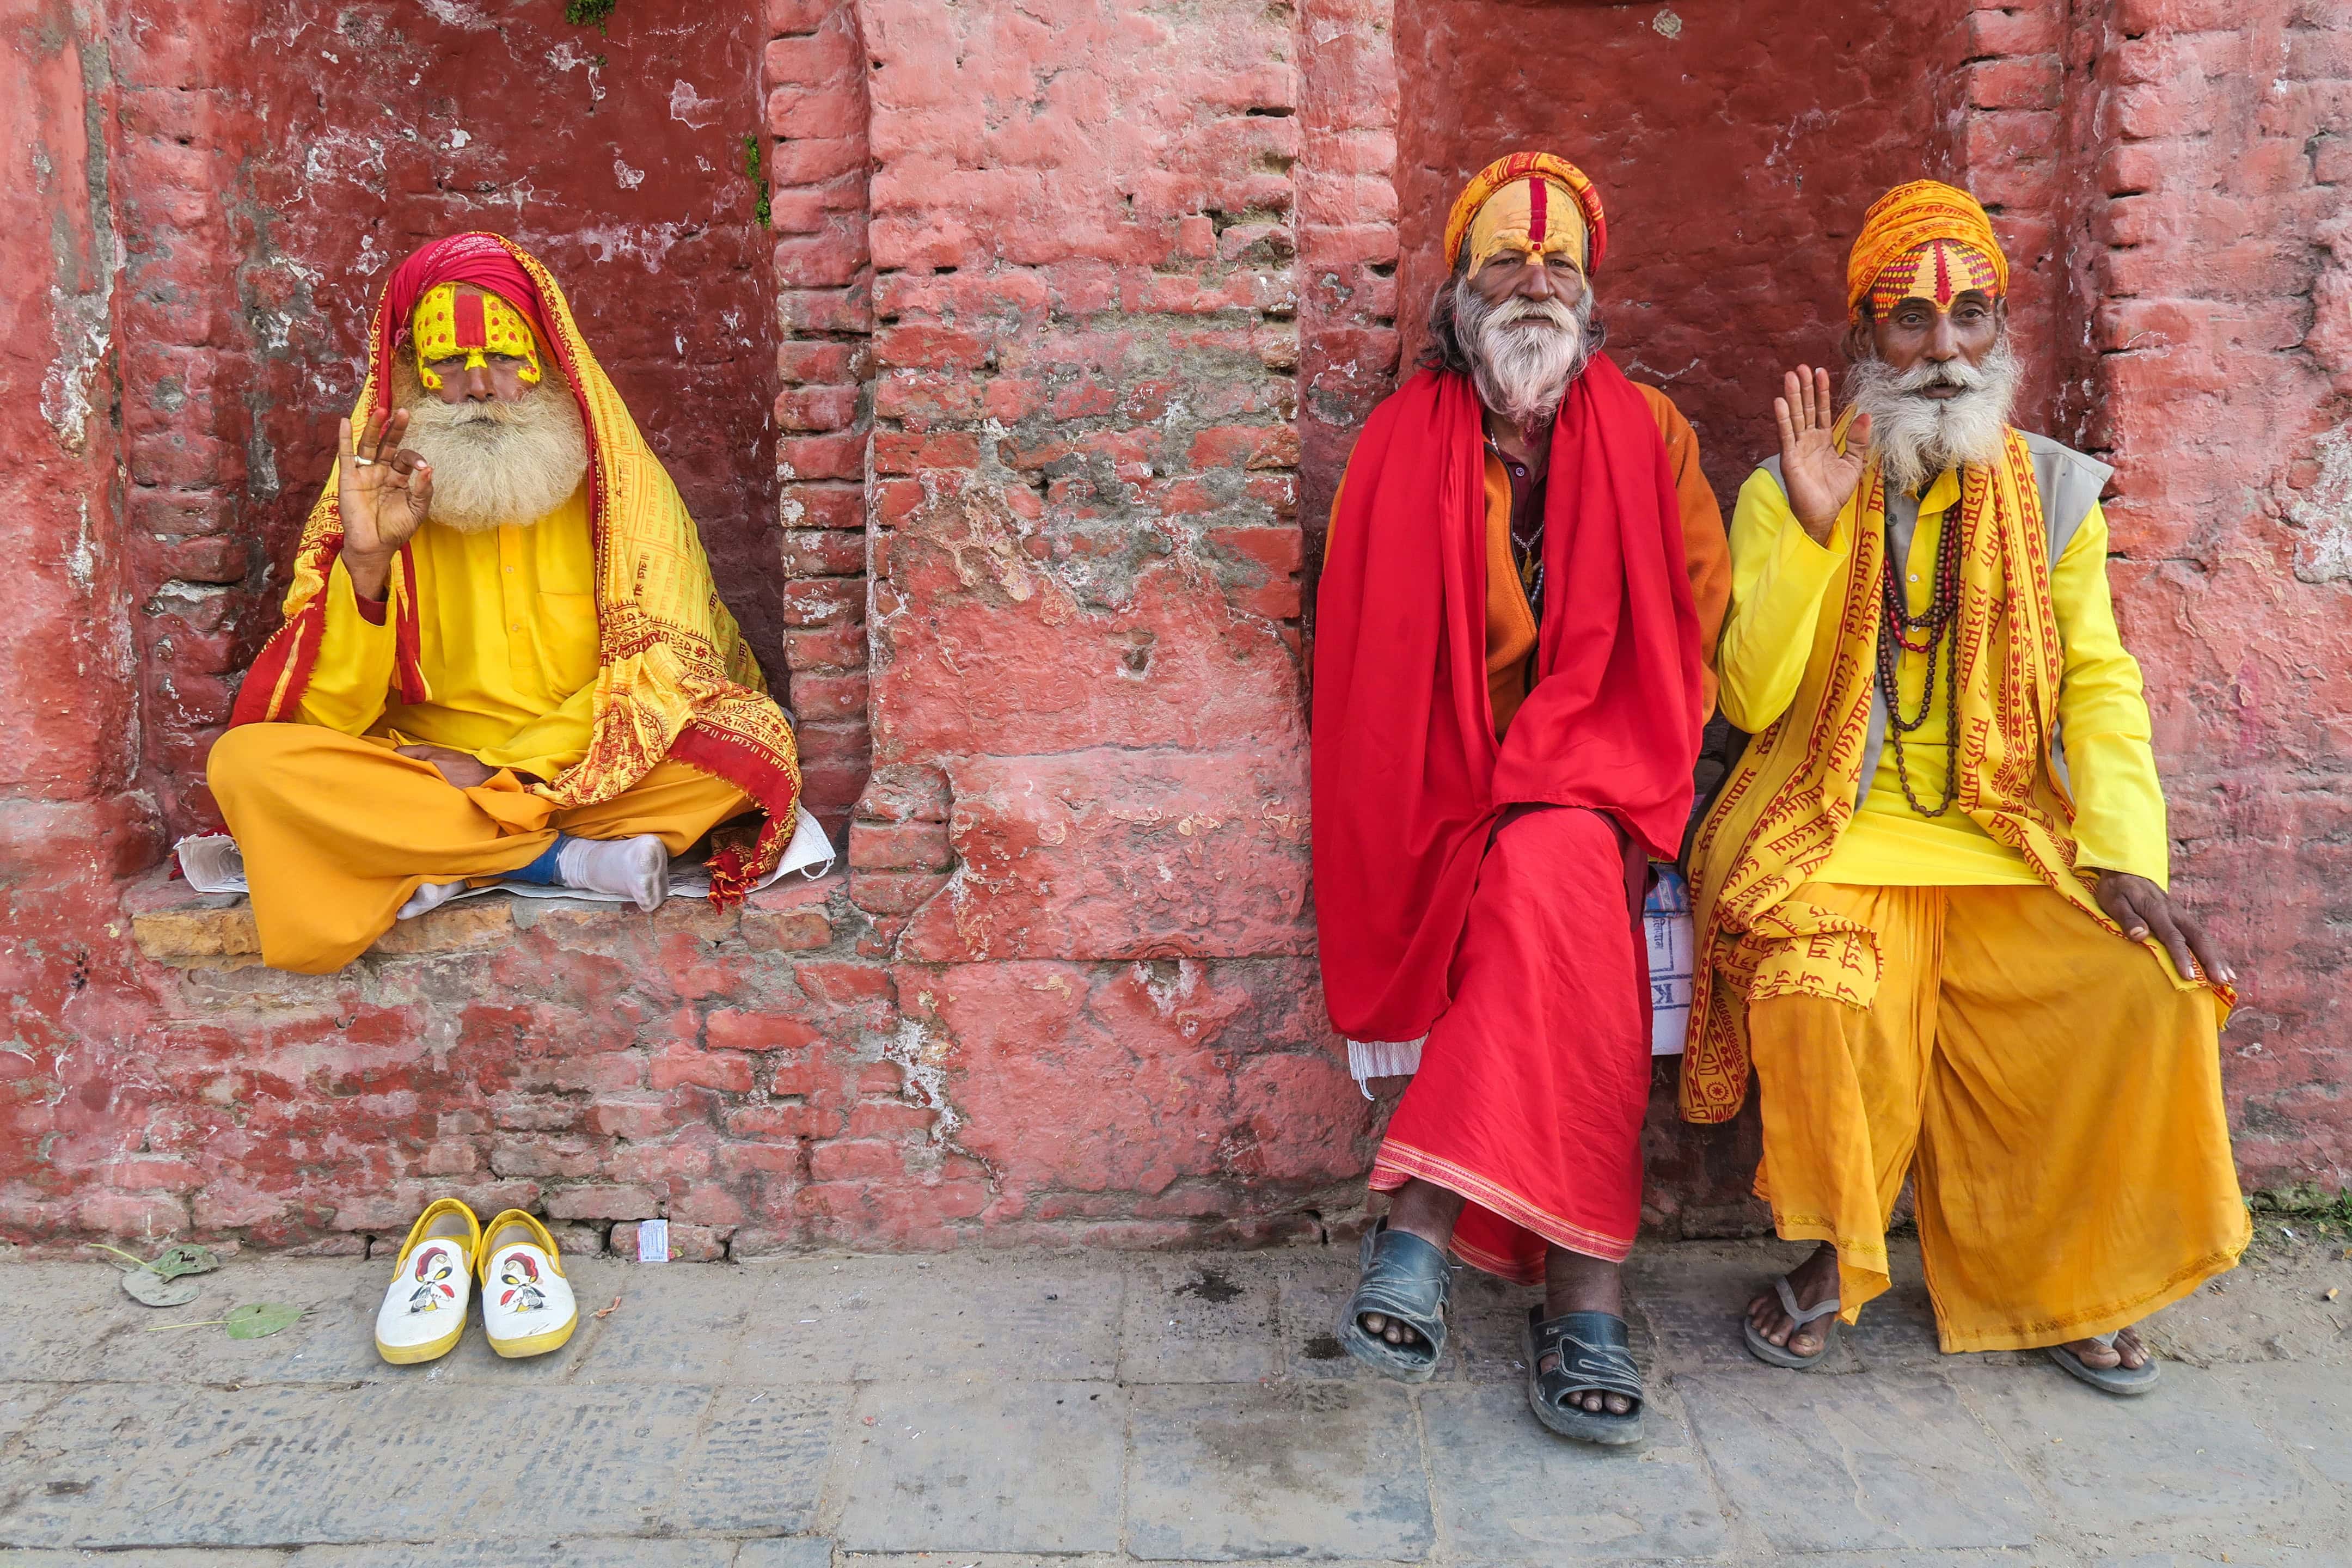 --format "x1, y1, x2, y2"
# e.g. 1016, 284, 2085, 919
593, 1294, 623, 1320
